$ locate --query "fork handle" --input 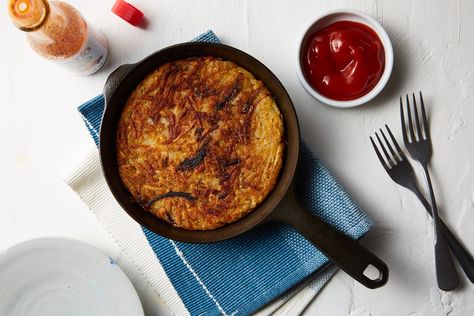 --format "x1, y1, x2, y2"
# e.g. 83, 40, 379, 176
435, 229, 459, 290
441, 221, 474, 283
420, 163, 459, 290
411, 186, 474, 283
